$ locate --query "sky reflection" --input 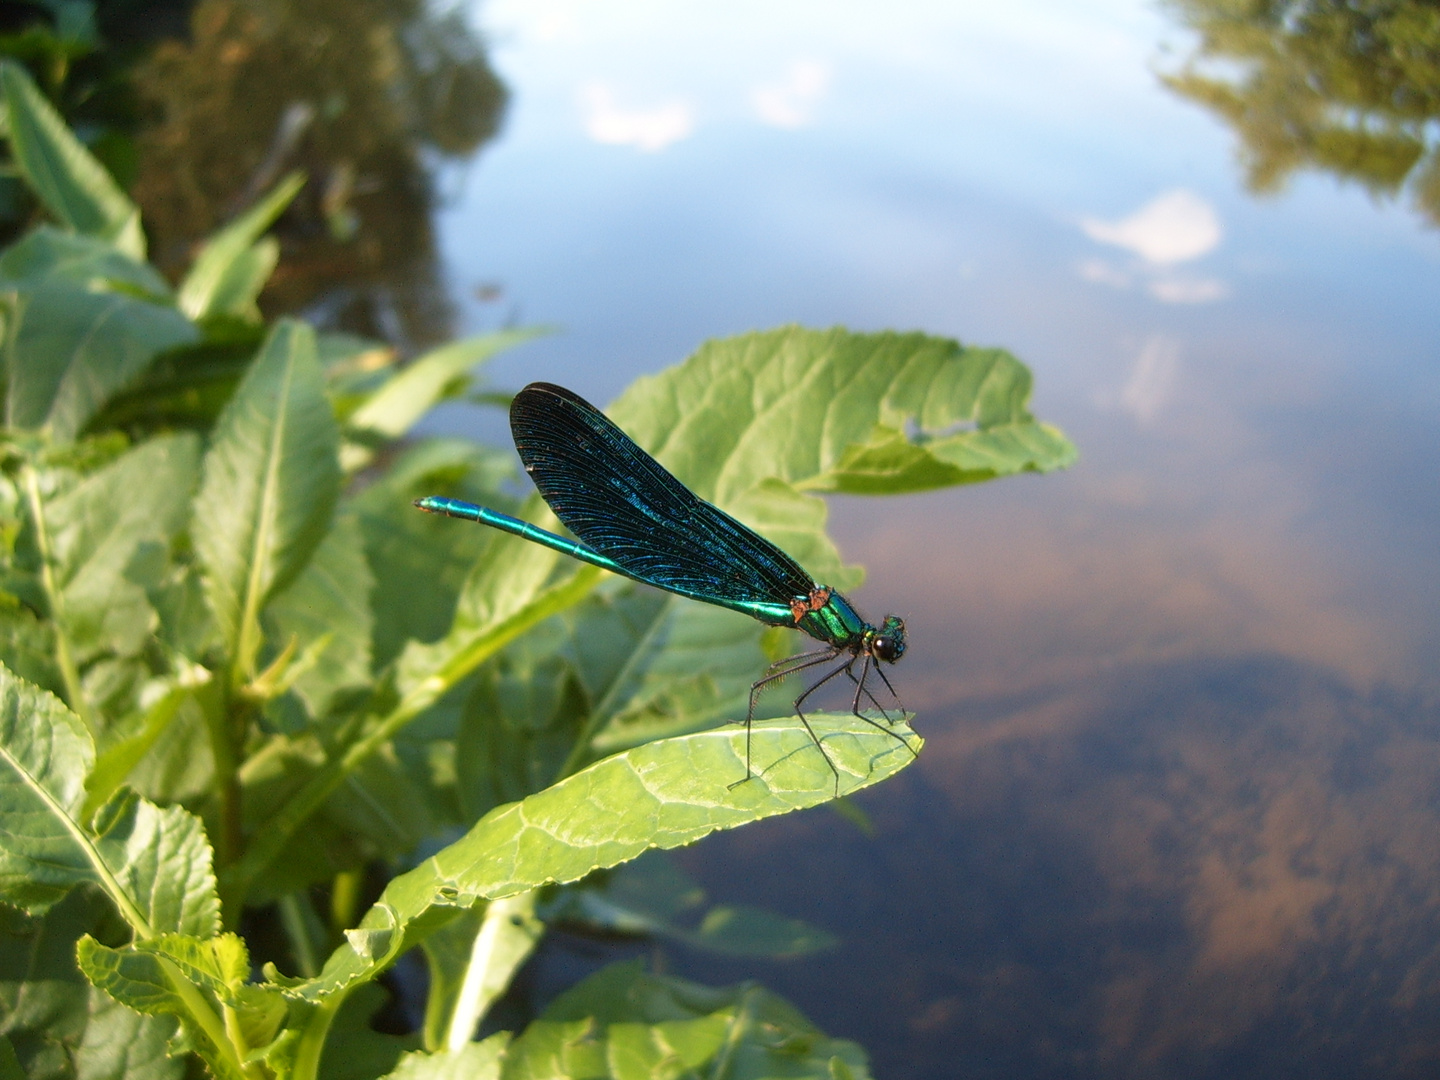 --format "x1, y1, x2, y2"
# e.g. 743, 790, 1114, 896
446, 0, 1440, 1075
